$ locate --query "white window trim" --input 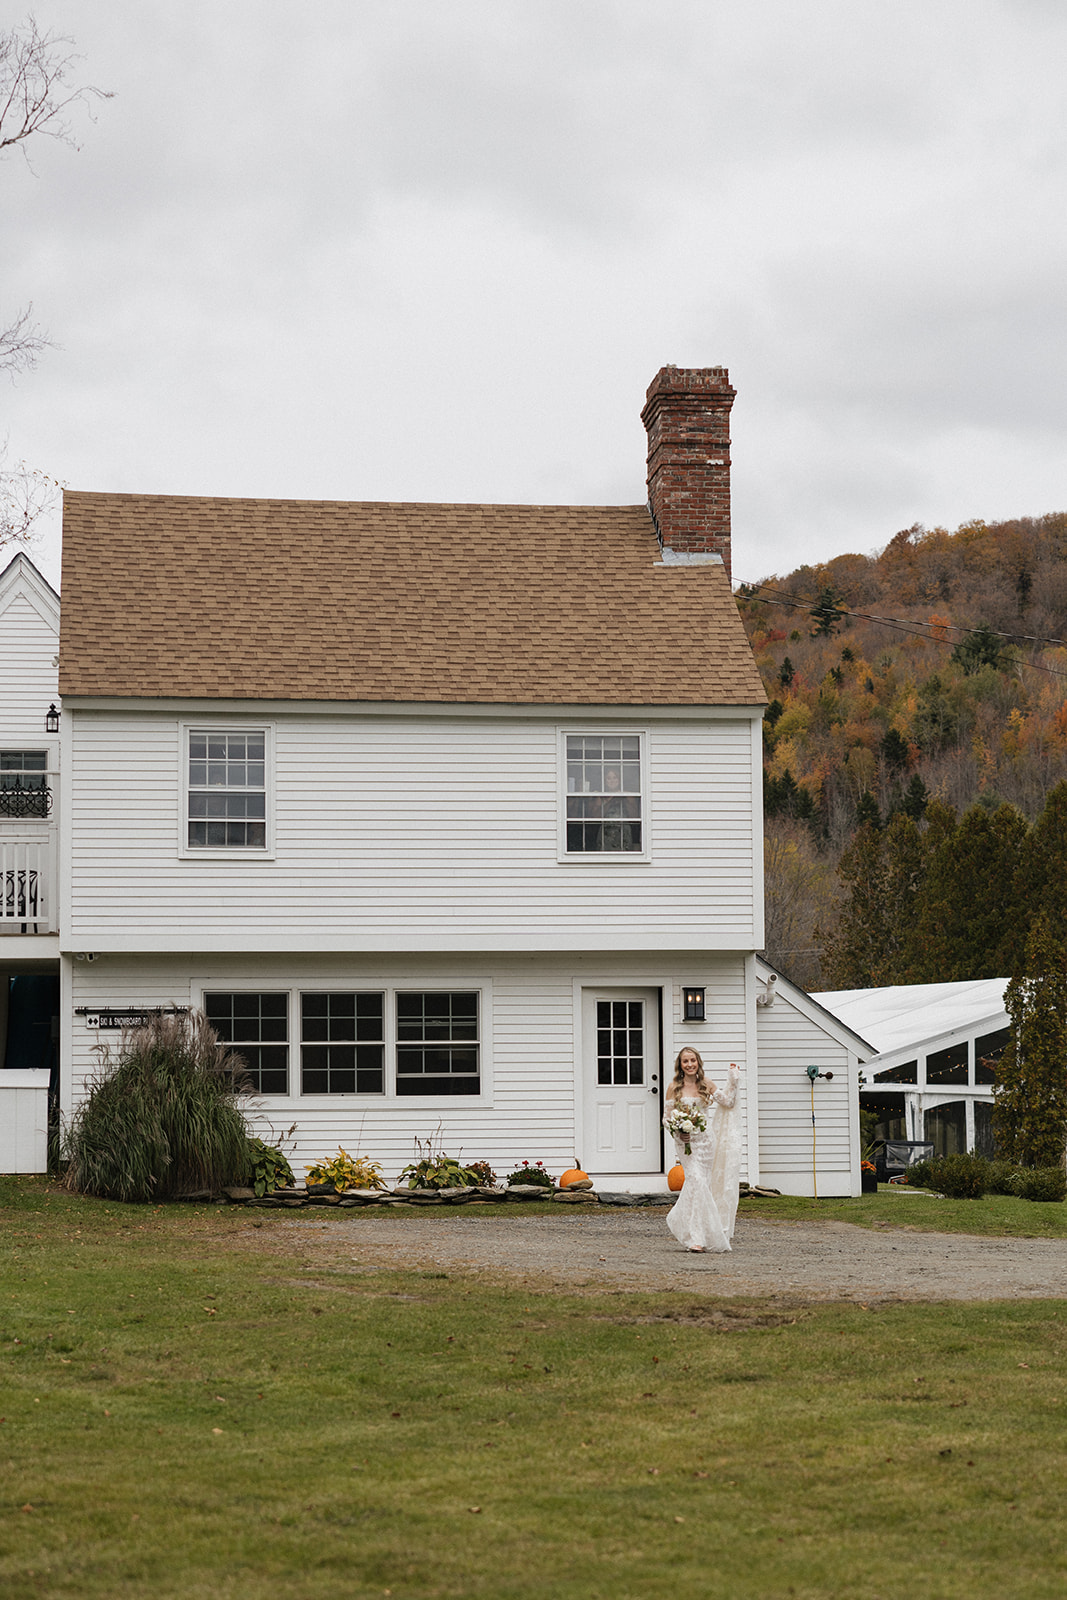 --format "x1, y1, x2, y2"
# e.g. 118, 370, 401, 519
179, 720, 275, 860
191, 979, 493, 1105
556, 727, 650, 863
